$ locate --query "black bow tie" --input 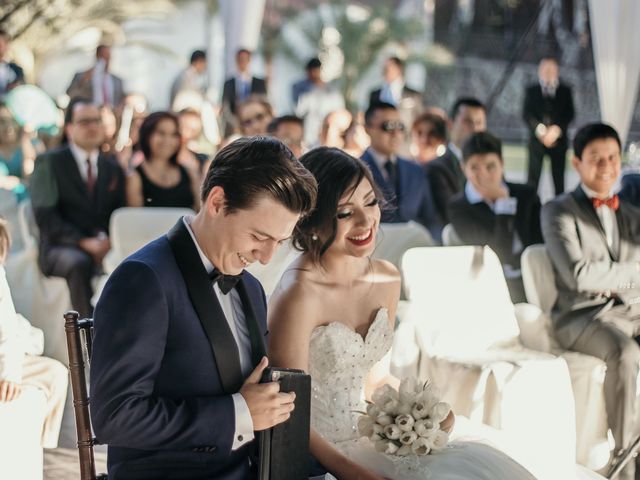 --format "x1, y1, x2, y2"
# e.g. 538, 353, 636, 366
209, 269, 241, 294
